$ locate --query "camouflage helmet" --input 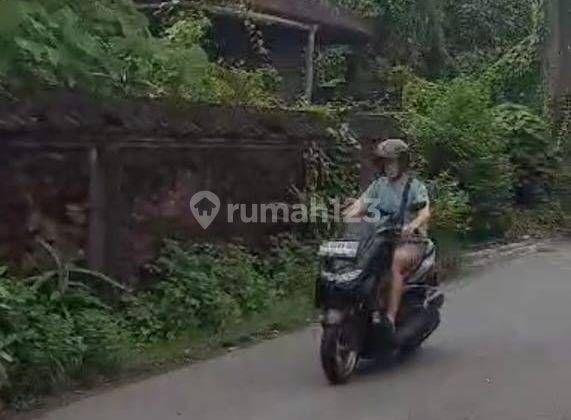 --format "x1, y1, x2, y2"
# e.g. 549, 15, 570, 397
374, 138, 410, 159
